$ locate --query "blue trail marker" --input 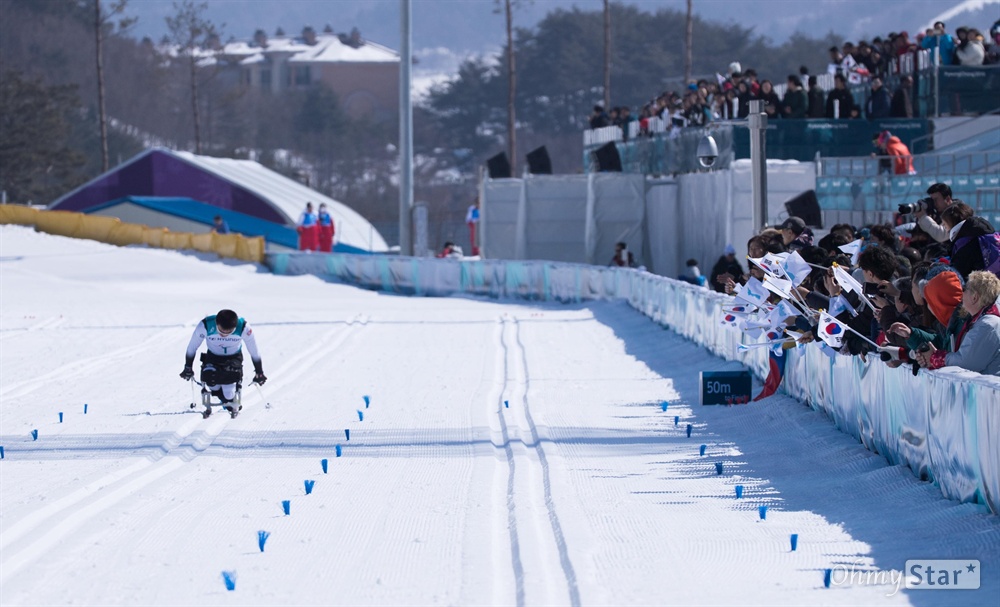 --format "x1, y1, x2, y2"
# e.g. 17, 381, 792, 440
0, 446, 4, 459
685, 424, 692, 438
504, 400, 509, 409
790, 533, 798, 551
715, 462, 724, 475
758, 505, 768, 520
59, 412, 63, 423
699, 444, 707, 456
363, 395, 370, 408
824, 568, 832, 588
661, 401, 668, 412
84, 403, 88, 414
30, 429, 38, 441
335, 445, 342, 457
257, 530, 270, 552
674, 415, 679, 426
282, 500, 291, 516
304, 480, 315, 495
735, 485, 744, 499
345, 429, 350, 441
321, 458, 328, 473
222, 571, 237, 591
357, 410, 364, 422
